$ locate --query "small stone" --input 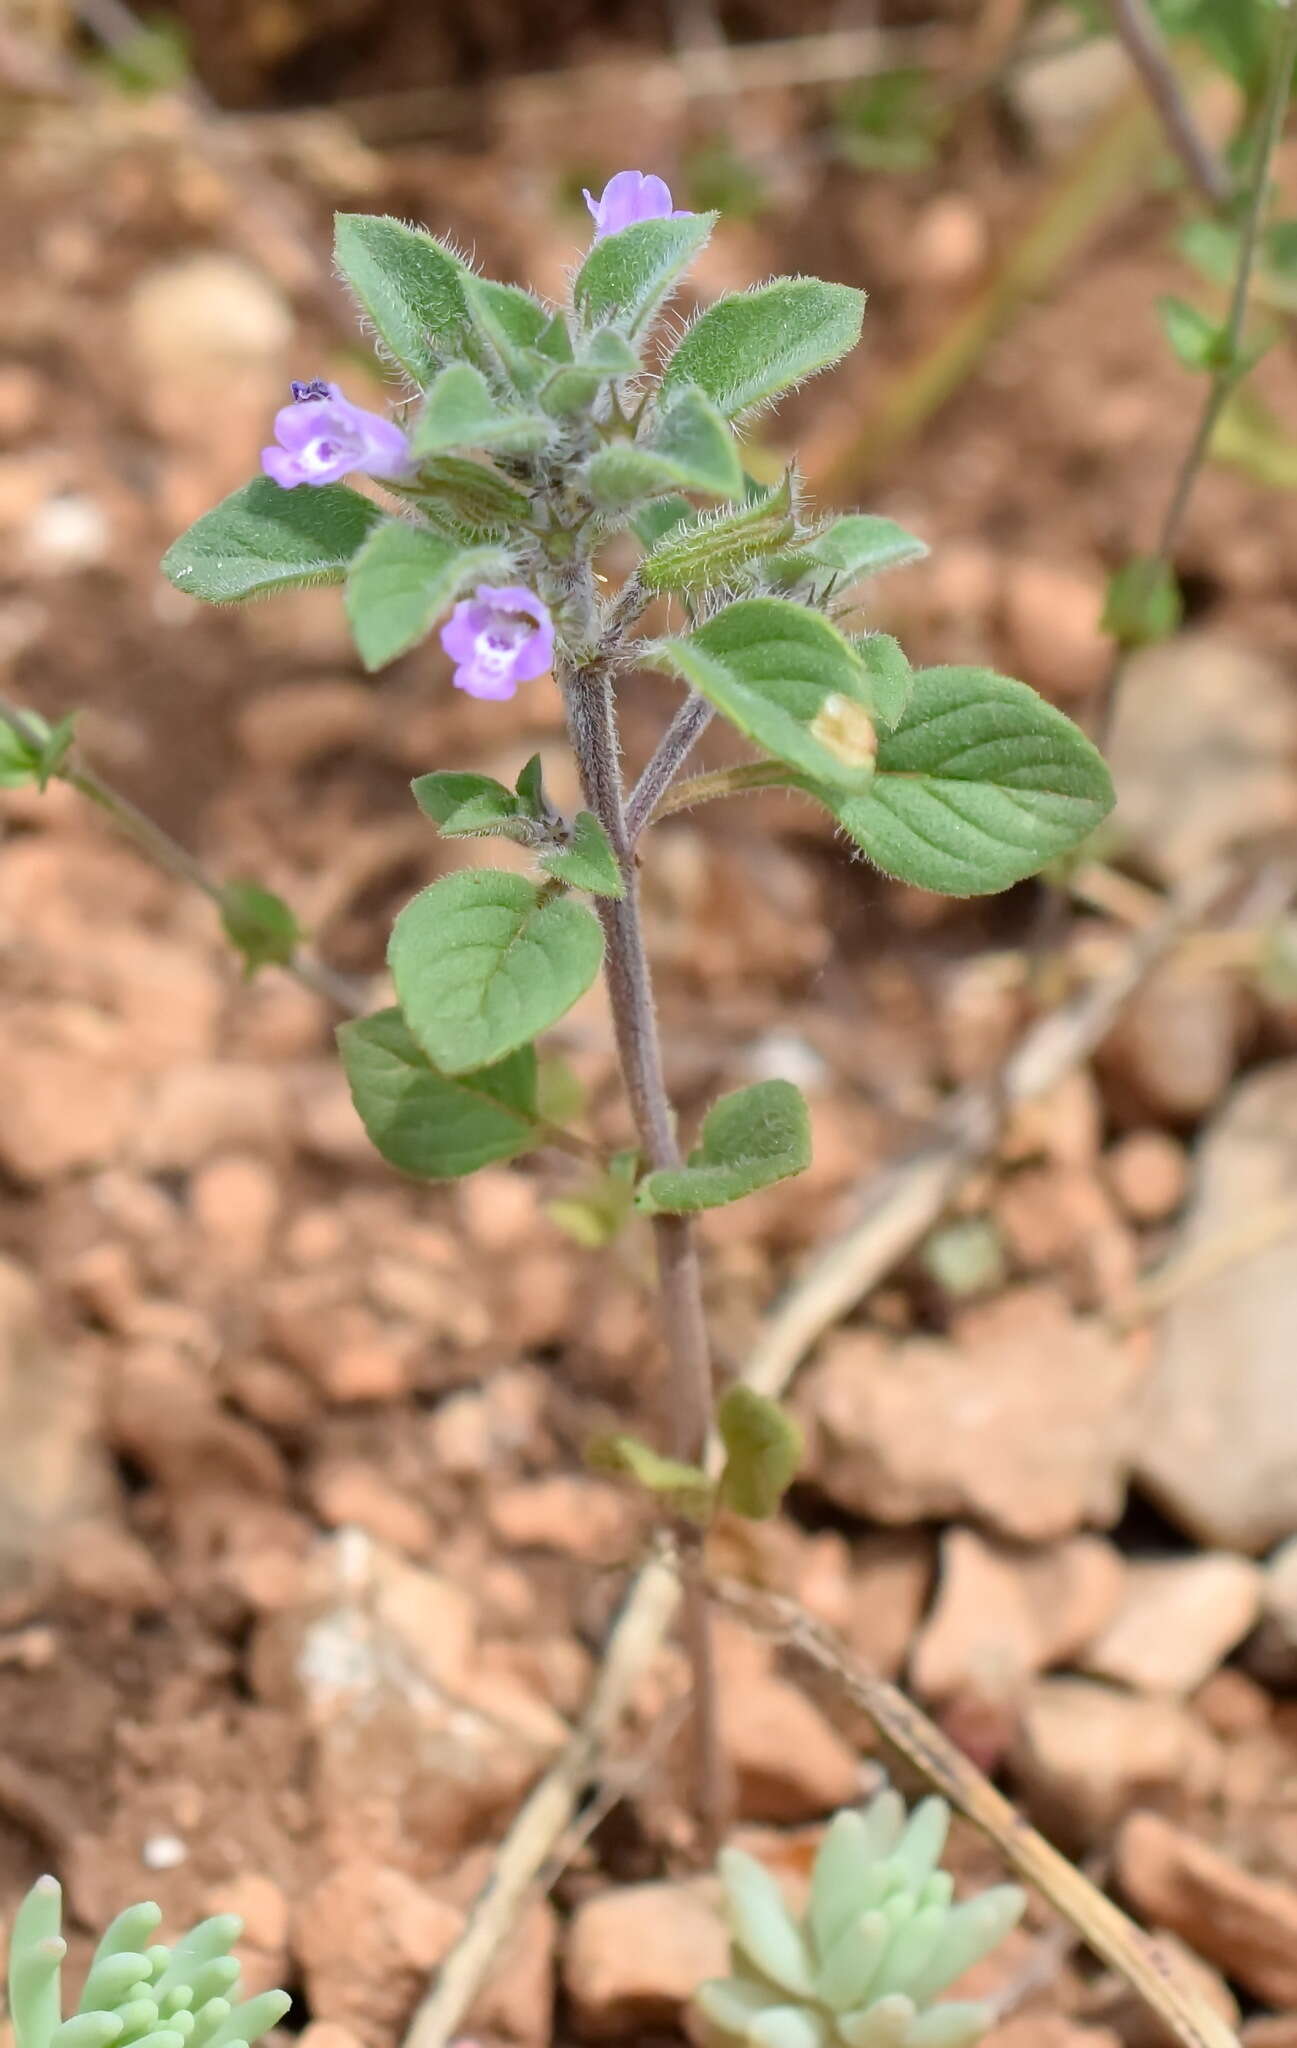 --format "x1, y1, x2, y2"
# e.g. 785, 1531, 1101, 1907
993, 1164, 1136, 1309
56, 1520, 168, 1612
134, 1062, 290, 1173
716, 1621, 860, 1823
1247, 1534, 1297, 1687
1242, 2020, 1297, 2048
1013, 1678, 1221, 1847
189, 1153, 282, 1269
110, 1344, 287, 1502
1134, 1061, 1297, 1551
0, 1034, 137, 1183
841, 1532, 935, 1680
457, 1167, 544, 1252
1003, 556, 1109, 700
910, 1528, 1040, 1705
910, 195, 988, 286
142, 1834, 187, 1870
427, 1390, 492, 1476
1000, 1069, 1104, 1168
1099, 964, 1242, 1123
236, 680, 379, 772
1115, 1813, 1297, 2007
798, 1287, 1138, 1541
1104, 1131, 1190, 1223
487, 1477, 635, 1566
1080, 1553, 1262, 1695
1193, 1668, 1272, 1739
205, 1872, 290, 1956
563, 1879, 727, 2039
294, 1861, 462, 2044
1107, 635, 1297, 885
310, 1461, 435, 1556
